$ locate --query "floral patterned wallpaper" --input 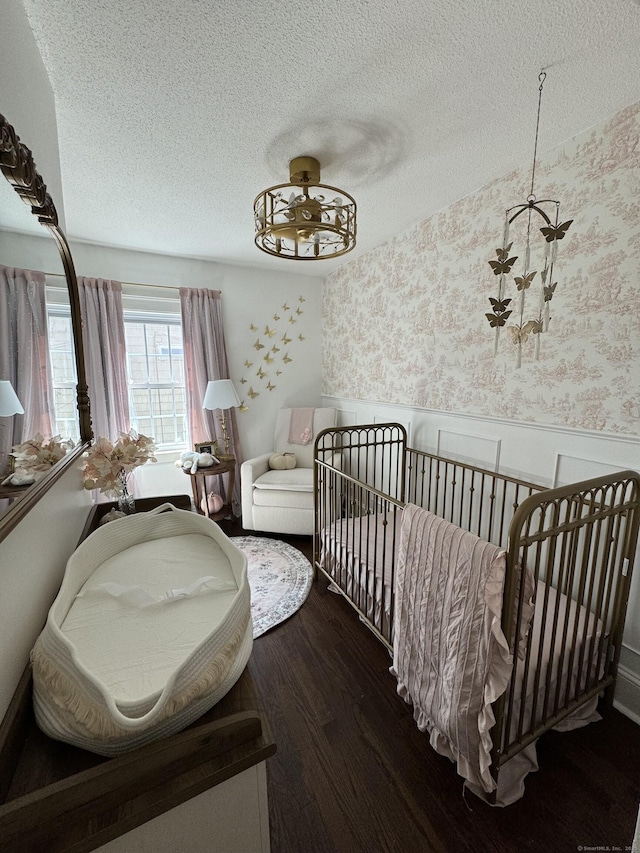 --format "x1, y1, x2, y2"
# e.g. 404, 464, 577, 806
324, 102, 640, 435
